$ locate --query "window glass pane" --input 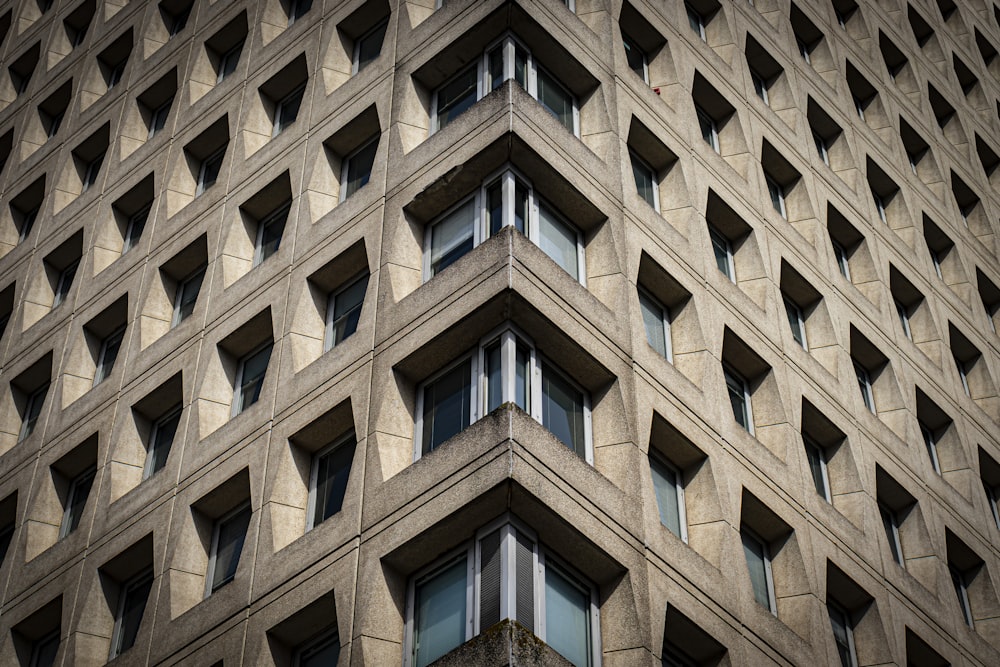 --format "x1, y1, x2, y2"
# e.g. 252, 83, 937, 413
31, 633, 59, 667
96, 327, 126, 384
485, 341, 502, 413
639, 291, 667, 358
115, 573, 153, 655
219, 42, 243, 81
725, 369, 749, 431
784, 298, 805, 347
54, 260, 79, 306
257, 210, 287, 264
436, 67, 477, 130
623, 37, 646, 79
237, 344, 272, 413
538, 203, 579, 280
544, 563, 591, 667
880, 505, 902, 564
515, 47, 528, 88
300, 633, 340, 667
21, 385, 48, 440
345, 139, 378, 199
421, 360, 472, 454
697, 109, 717, 151
828, 604, 854, 667
124, 207, 149, 251
709, 228, 732, 279
541, 363, 585, 458
536, 68, 574, 133
175, 267, 205, 325
212, 505, 251, 591
804, 439, 827, 499
313, 438, 355, 526
650, 456, 682, 537
64, 467, 96, 536
515, 344, 529, 411
631, 154, 656, 208
147, 407, 181, 476
514, 181, 527, 234
329, 275, 368, 347
766, 178, 785, 217
430, 199, 475, 275
0, 524, 13, 567
486, 179, 503, 237
414, 558, 467, 667
199, 151, 224, 192
356, 21, 387, 72
488, 45, 504, 91
741, 532, 771, 609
